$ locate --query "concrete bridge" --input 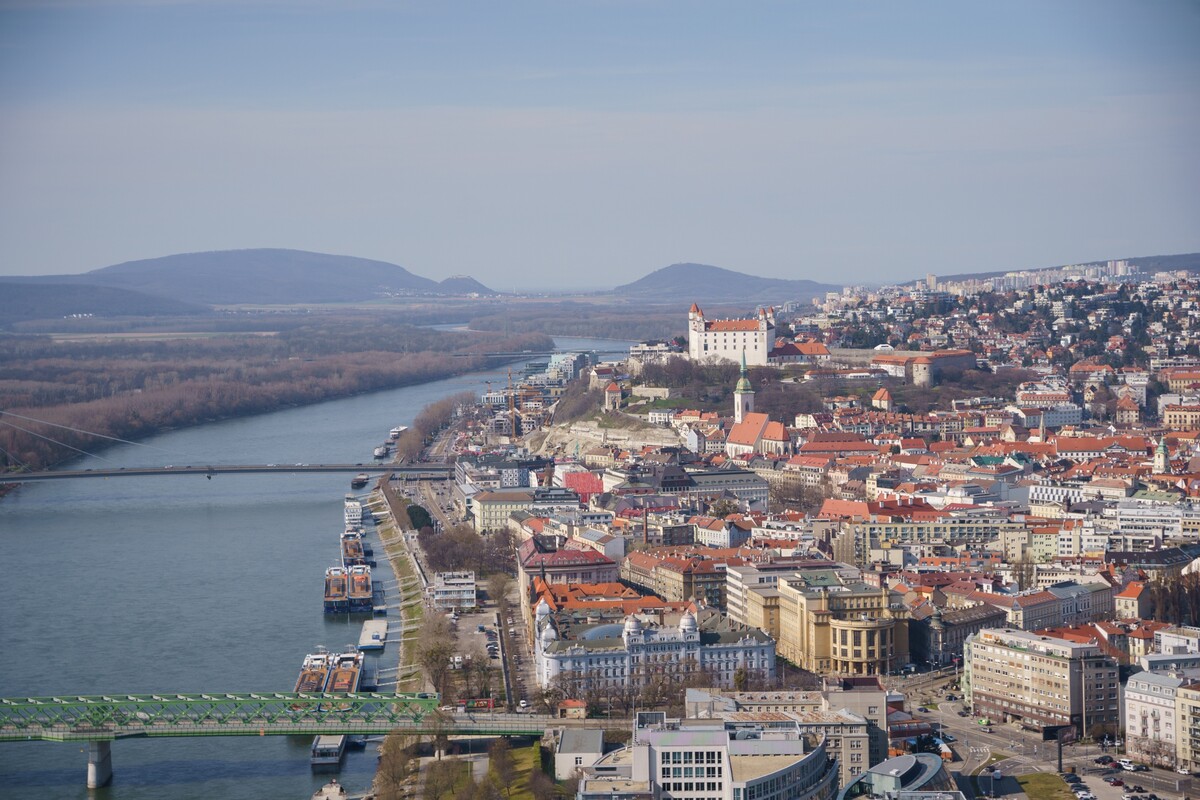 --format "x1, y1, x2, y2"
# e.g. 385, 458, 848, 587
0, 463, 453, 482
0, 692, 613, 787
